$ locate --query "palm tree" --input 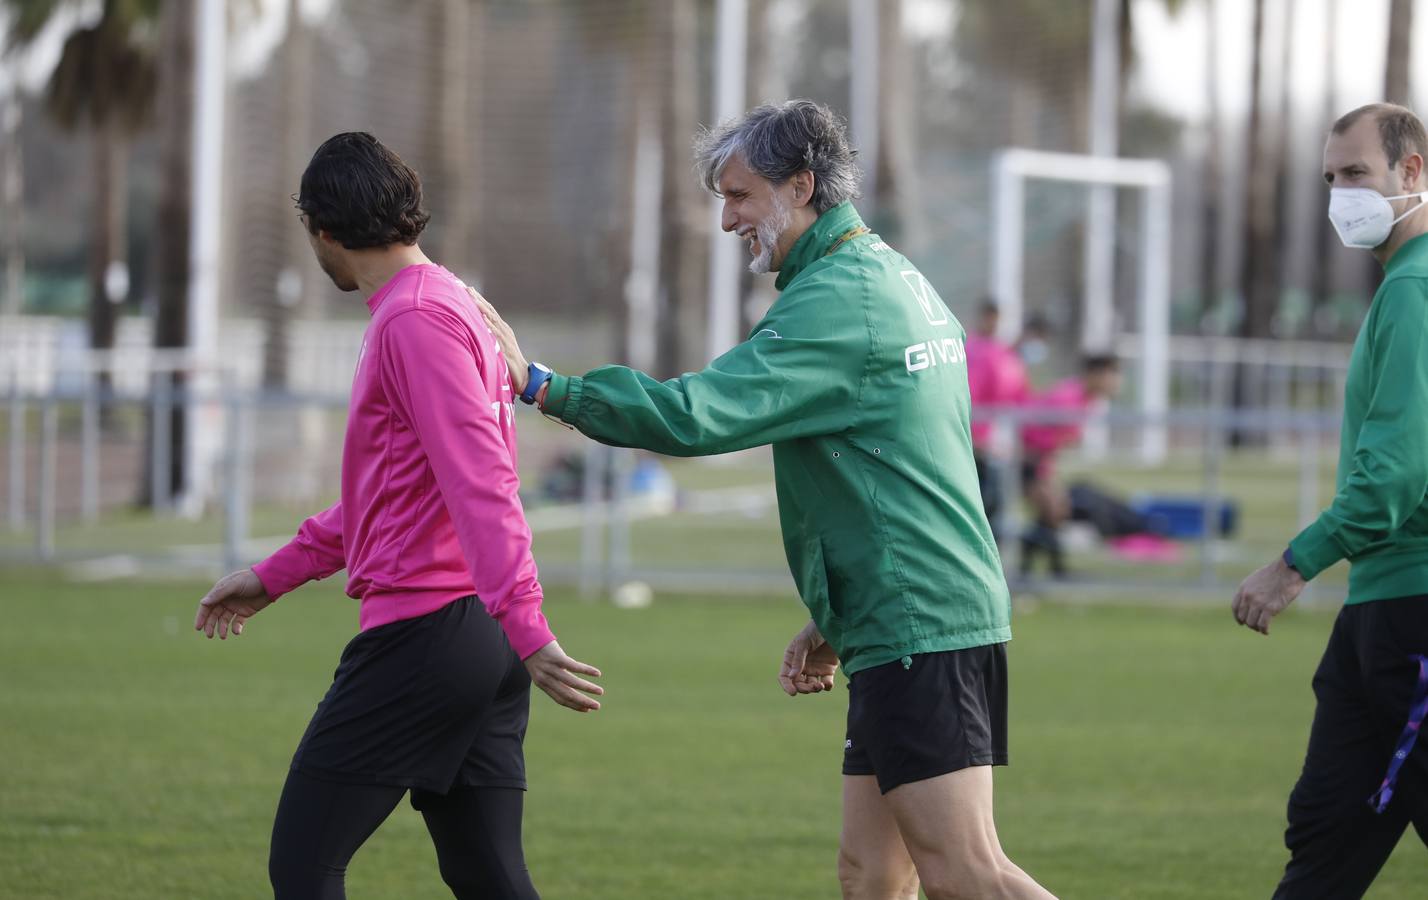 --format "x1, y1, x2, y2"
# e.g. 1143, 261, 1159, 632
3, 0, 159, 365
